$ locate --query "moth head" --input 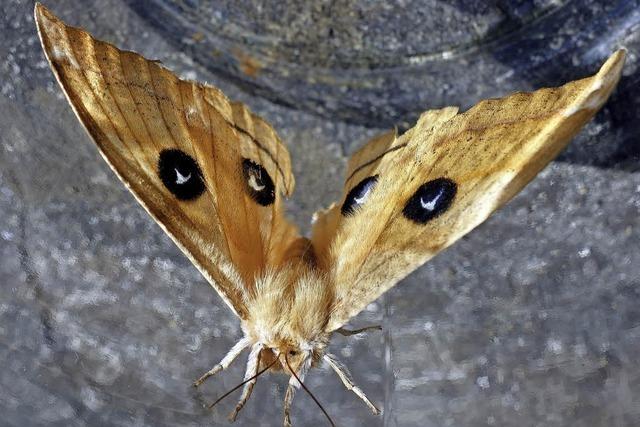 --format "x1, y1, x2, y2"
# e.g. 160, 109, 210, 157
250, 318, 329, 373
251, 337, 325, 375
